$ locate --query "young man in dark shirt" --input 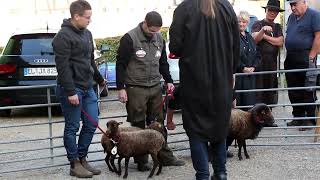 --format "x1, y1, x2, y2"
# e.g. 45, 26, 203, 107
52, 0, 104, 178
